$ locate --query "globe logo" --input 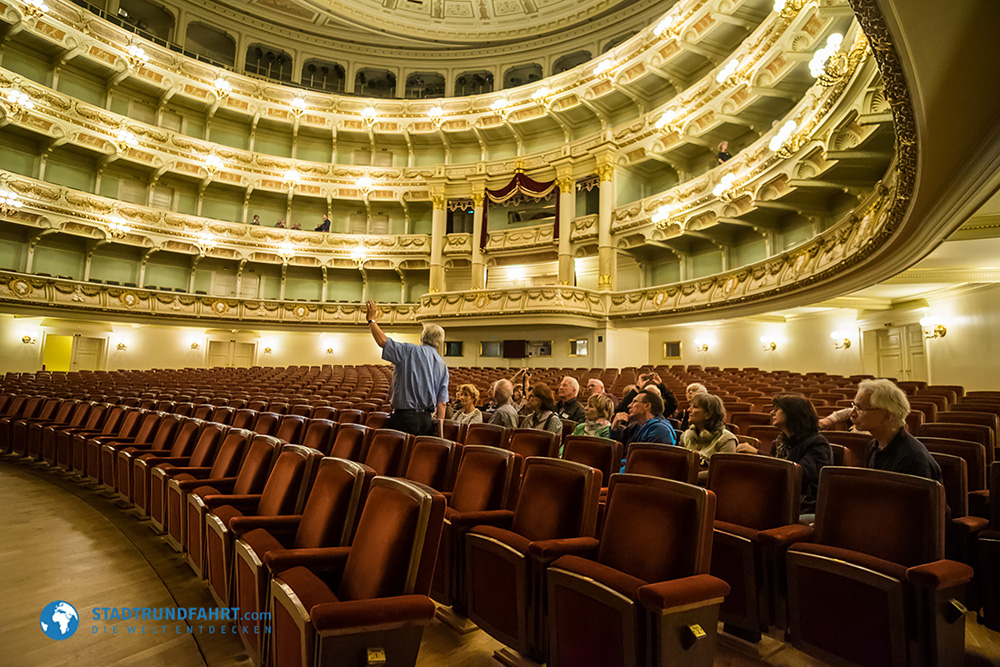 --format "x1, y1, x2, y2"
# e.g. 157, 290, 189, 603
40, 601, 79, 640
